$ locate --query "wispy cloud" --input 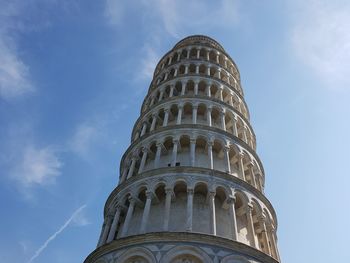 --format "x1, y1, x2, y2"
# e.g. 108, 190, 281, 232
104, 0, 124, 25
69, 122, 98, 158
0, 1, 34, 100
290, 0, 350, 90
27, 204, 87, 263
10, 145, 62, 188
